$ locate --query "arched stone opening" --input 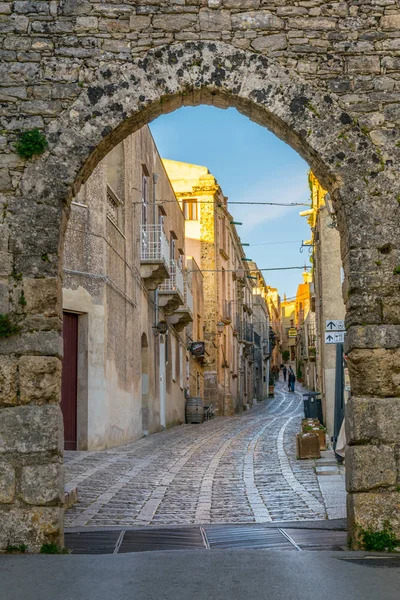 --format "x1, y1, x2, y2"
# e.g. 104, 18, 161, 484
1, 42, 399, 551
